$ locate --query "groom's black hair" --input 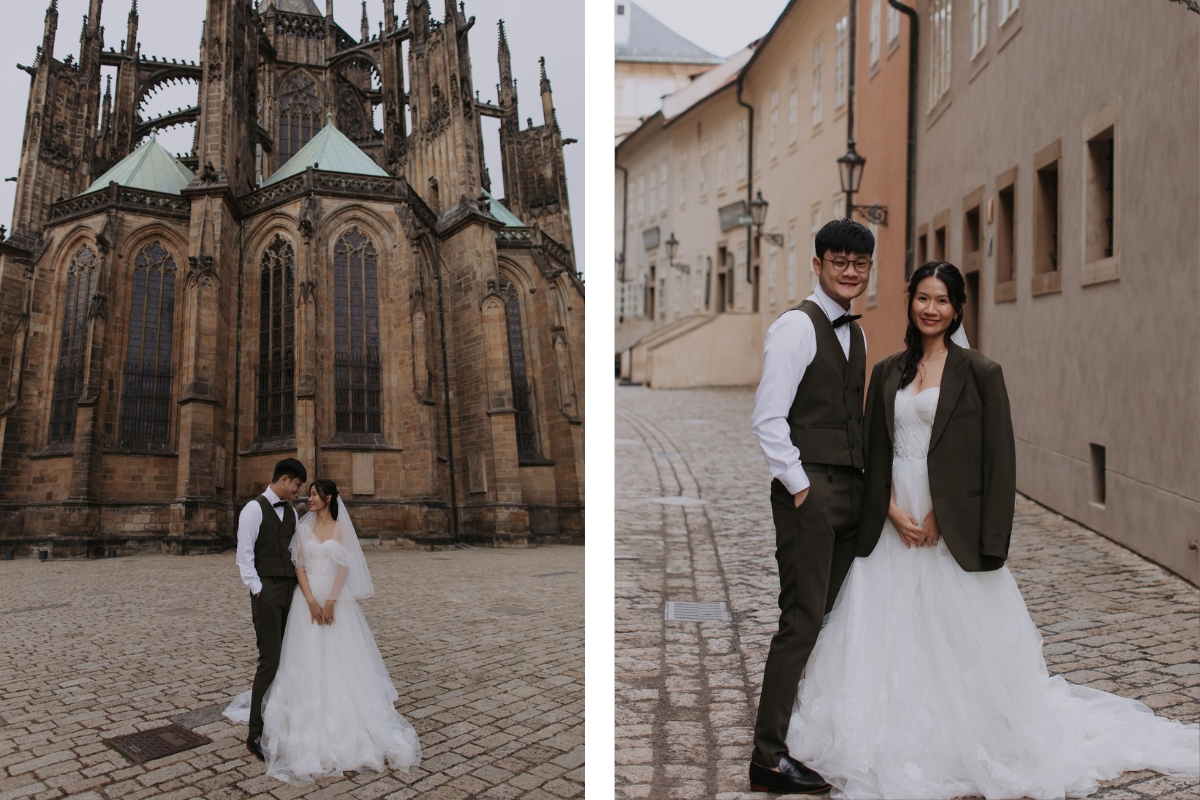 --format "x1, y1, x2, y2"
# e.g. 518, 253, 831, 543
814, 218, 875, 260
273, 458, 307, 484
